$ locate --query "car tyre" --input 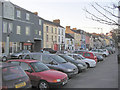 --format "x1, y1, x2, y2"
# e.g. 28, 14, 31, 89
18, 55, 22, 59
2, 56, 7, 62
103, 54, 106, 57
86, 63, 90, 68
38, 81, 49, 90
